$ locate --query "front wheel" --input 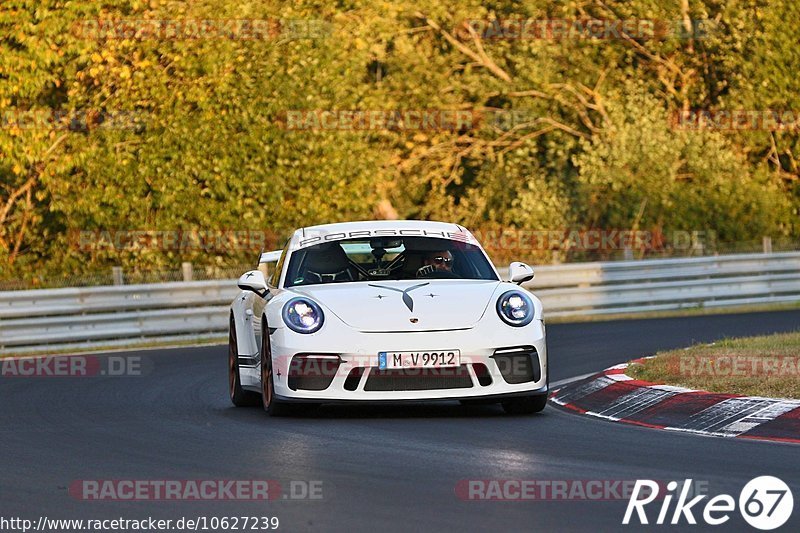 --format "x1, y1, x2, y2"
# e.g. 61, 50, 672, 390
501, 394, 547, 415
229, 317, 260, 407
260, 326, 295, 416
